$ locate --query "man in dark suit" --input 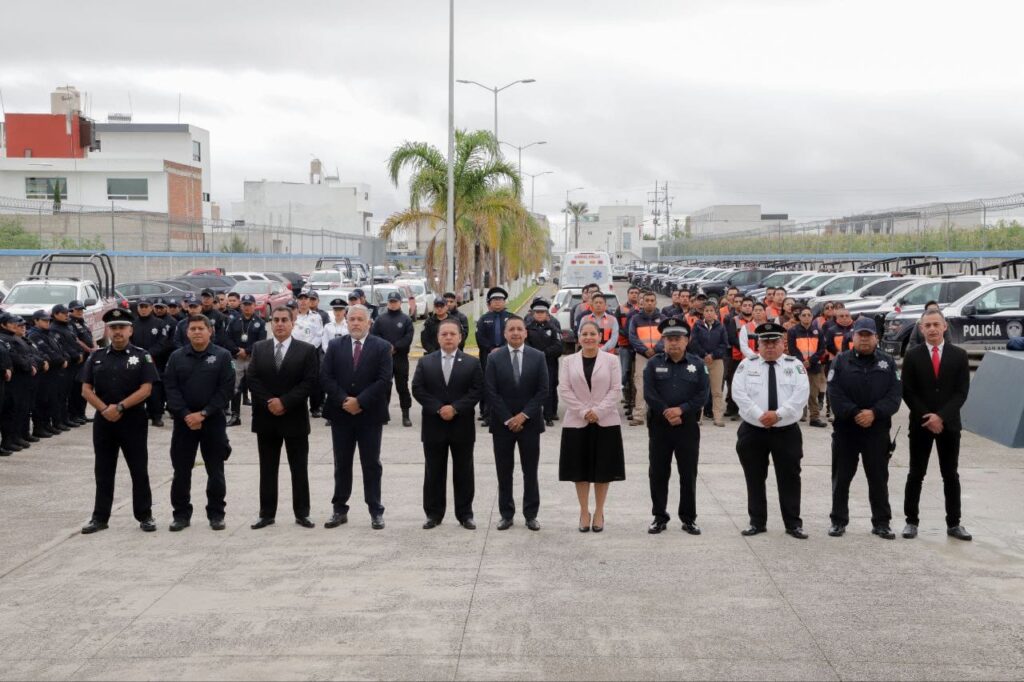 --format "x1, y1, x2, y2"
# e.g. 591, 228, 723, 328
246, 306, 319, 530
320, 304, 393, 529
412, 317, 483, 530
484, 315, 548, 531
900, 309, 972, 541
